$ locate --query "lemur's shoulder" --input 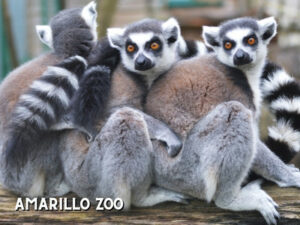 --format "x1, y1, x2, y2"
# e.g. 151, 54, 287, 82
0, 53, 62, 127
